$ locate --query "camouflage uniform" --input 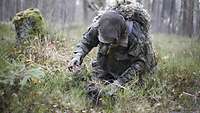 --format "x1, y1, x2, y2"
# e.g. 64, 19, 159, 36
72, 2, 157, 102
